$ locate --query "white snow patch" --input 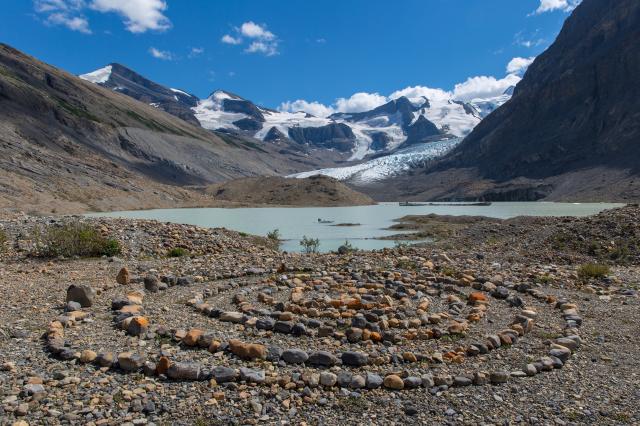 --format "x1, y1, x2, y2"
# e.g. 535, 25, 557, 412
80, 65, 113, 84
170, 88, 190, 96
290, 138, 461, 183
